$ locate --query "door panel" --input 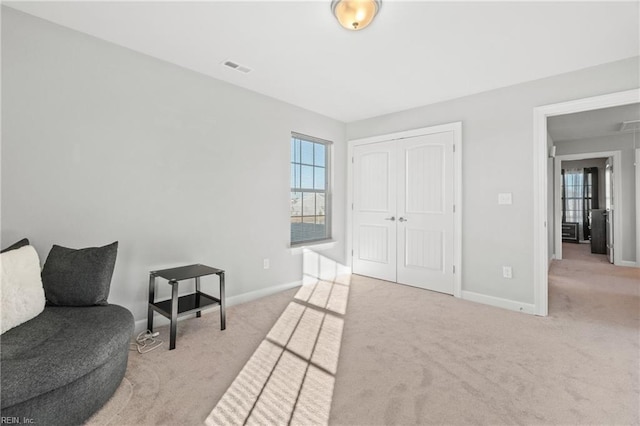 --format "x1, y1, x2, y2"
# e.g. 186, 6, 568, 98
406, 144, 444, 213
358, 225, 390, 263
397, 132, 454, 294
352, 142, 397, 282
405, 229, 443, 270
359, 151, 391, 211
